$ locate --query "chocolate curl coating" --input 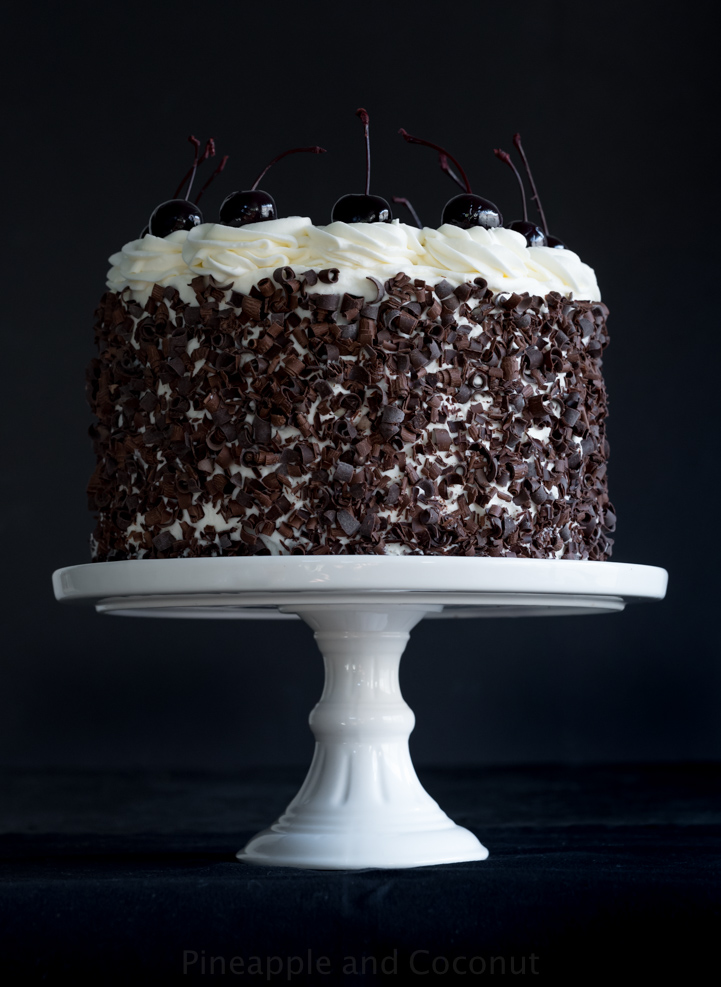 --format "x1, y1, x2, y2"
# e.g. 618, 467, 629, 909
87, 278, 613, 562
